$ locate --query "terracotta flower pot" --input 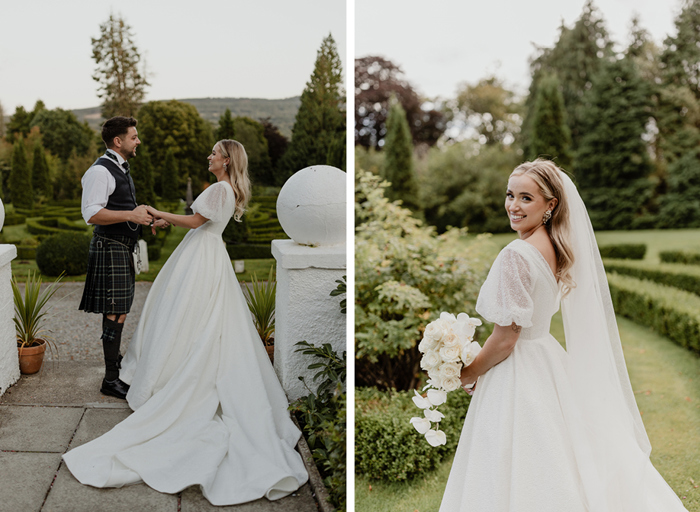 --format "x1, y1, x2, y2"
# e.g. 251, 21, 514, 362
265, 345, 274, 363
18, 339, 47, 375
